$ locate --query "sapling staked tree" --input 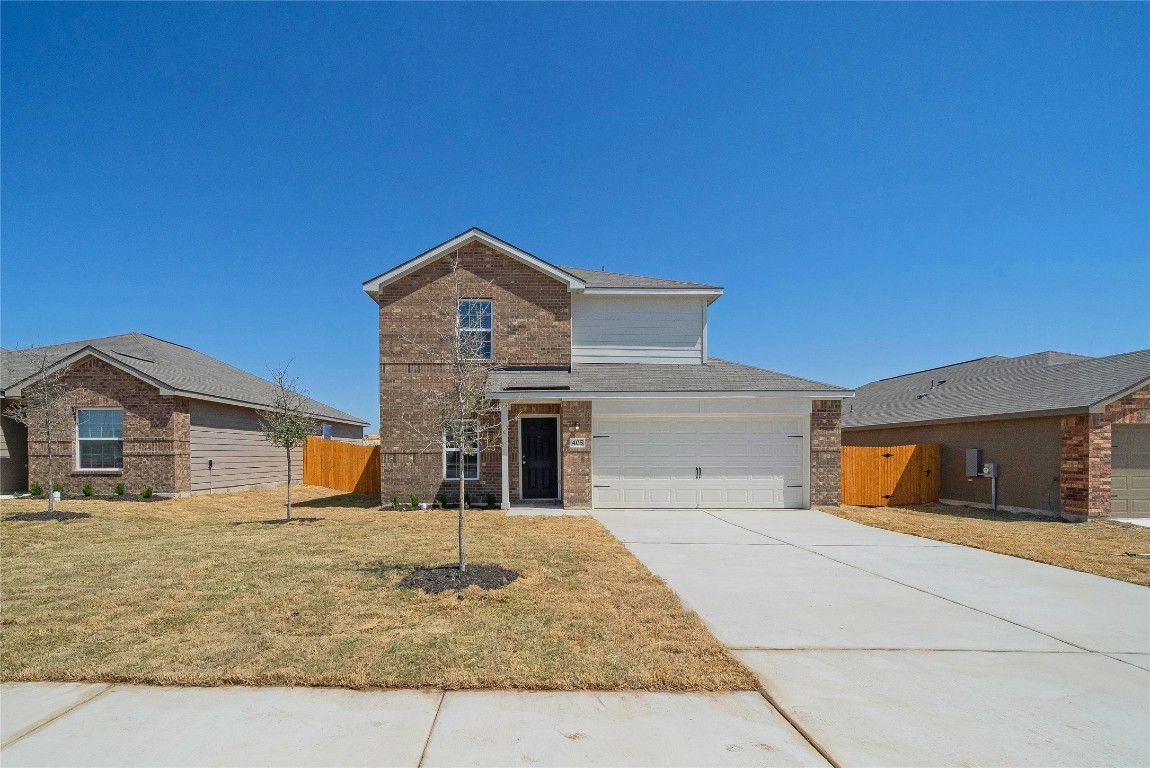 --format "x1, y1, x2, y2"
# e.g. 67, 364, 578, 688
401, 253, 503, 571
258, 364, 319, 521
4, 348, 76, 516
